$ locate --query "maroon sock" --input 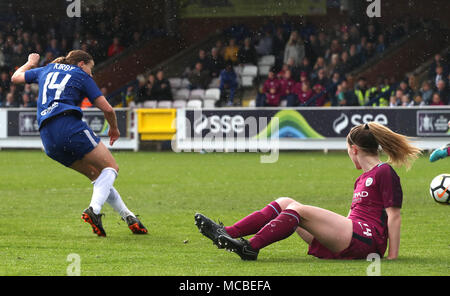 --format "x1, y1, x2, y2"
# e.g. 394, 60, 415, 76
249, 209, 301, 250
225, 201, 281, 238
447, 147, 450, 156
